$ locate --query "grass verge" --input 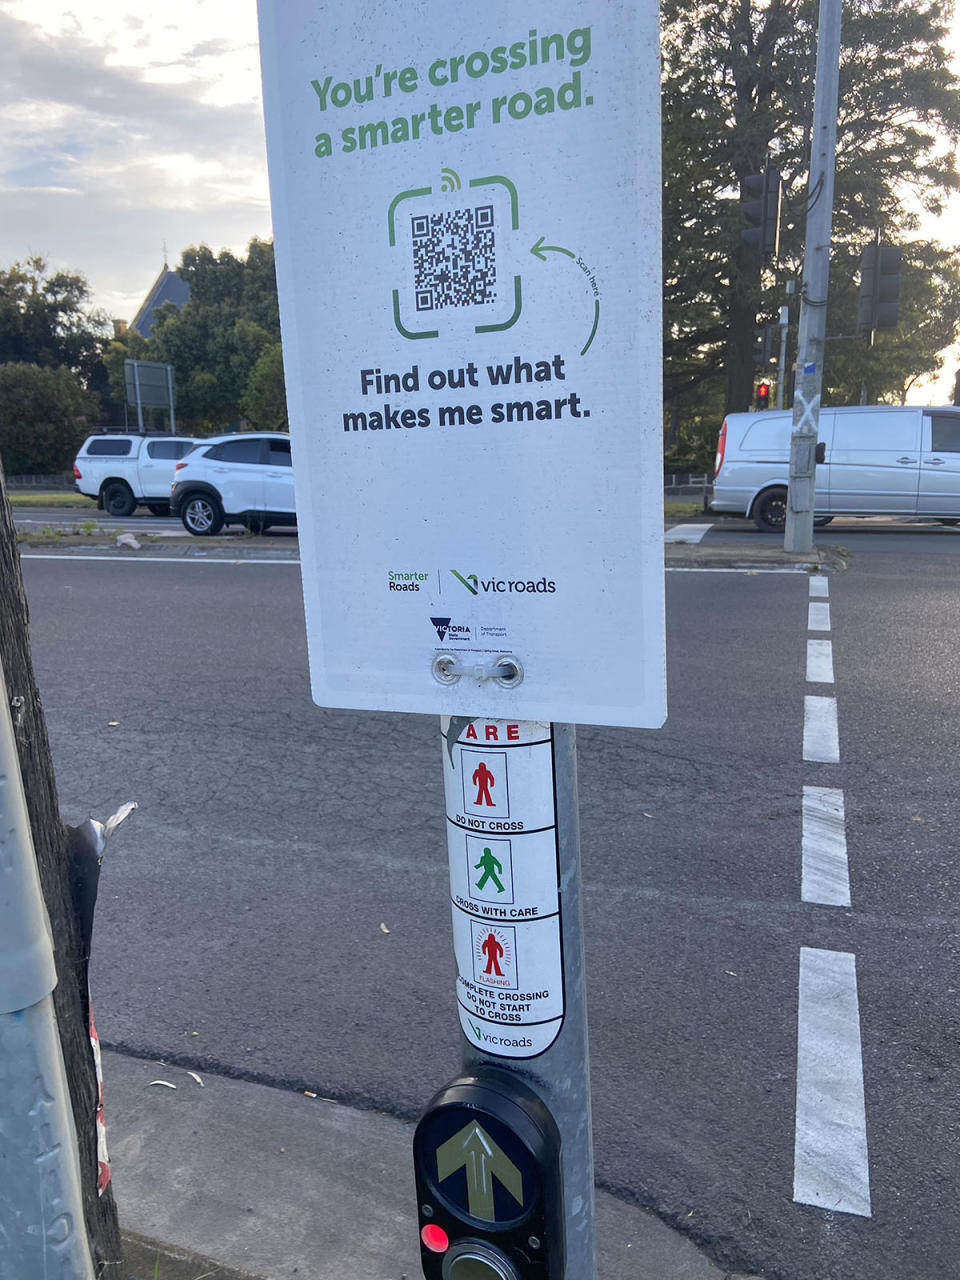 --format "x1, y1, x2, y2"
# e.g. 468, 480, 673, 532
7, 491, 98, 508
663, 500, 709, 517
